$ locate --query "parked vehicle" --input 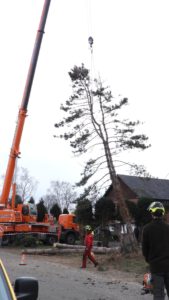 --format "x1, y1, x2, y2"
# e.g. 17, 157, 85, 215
0, 259, 38, 300
57, 214, 80, 245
